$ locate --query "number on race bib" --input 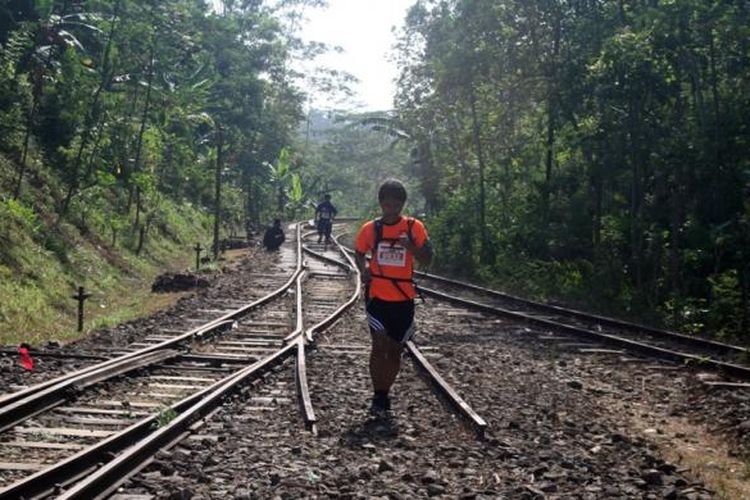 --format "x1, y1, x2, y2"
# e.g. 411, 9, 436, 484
376, 242, 406, 267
